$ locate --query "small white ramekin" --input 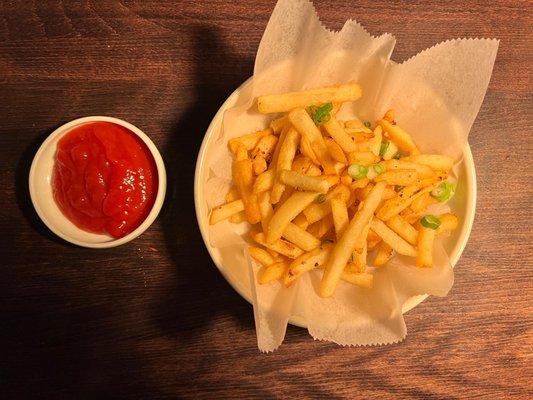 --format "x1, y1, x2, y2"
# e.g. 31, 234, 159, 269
29, 116, 166, 248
